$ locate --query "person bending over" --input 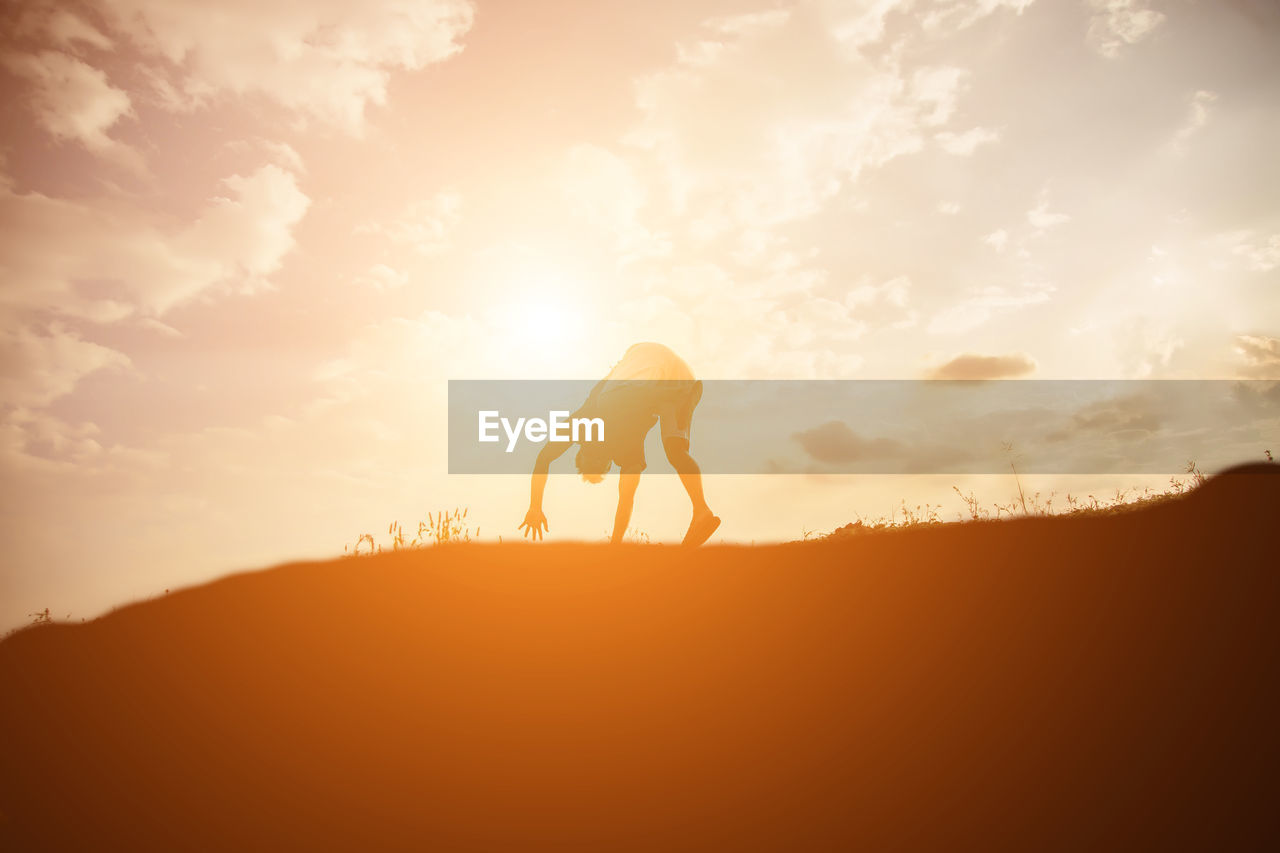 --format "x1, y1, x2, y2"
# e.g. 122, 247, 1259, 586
520, 342, 720, 547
